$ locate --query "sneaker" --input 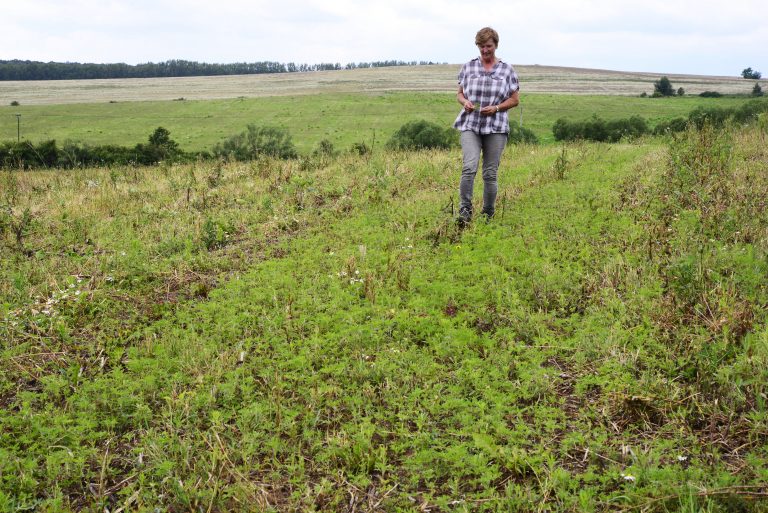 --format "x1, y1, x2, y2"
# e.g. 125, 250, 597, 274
457, 209, 472, 228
